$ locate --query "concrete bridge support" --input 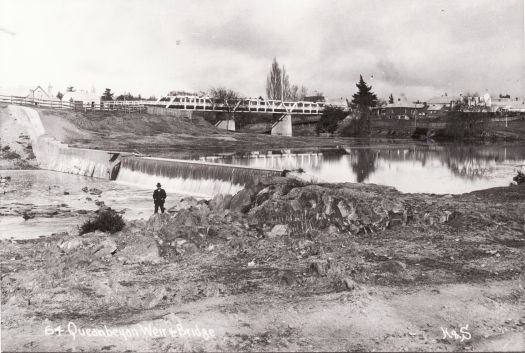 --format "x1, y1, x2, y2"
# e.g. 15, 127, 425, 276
271, 114, 292, 136
215, 119, 236, 131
